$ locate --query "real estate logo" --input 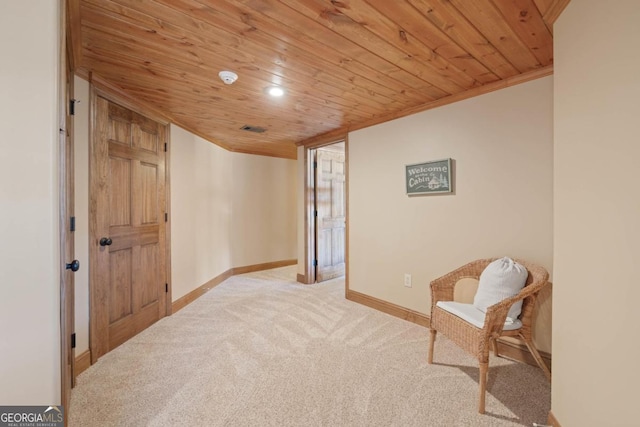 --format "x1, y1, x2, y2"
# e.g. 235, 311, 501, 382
0, 406, 63, 427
